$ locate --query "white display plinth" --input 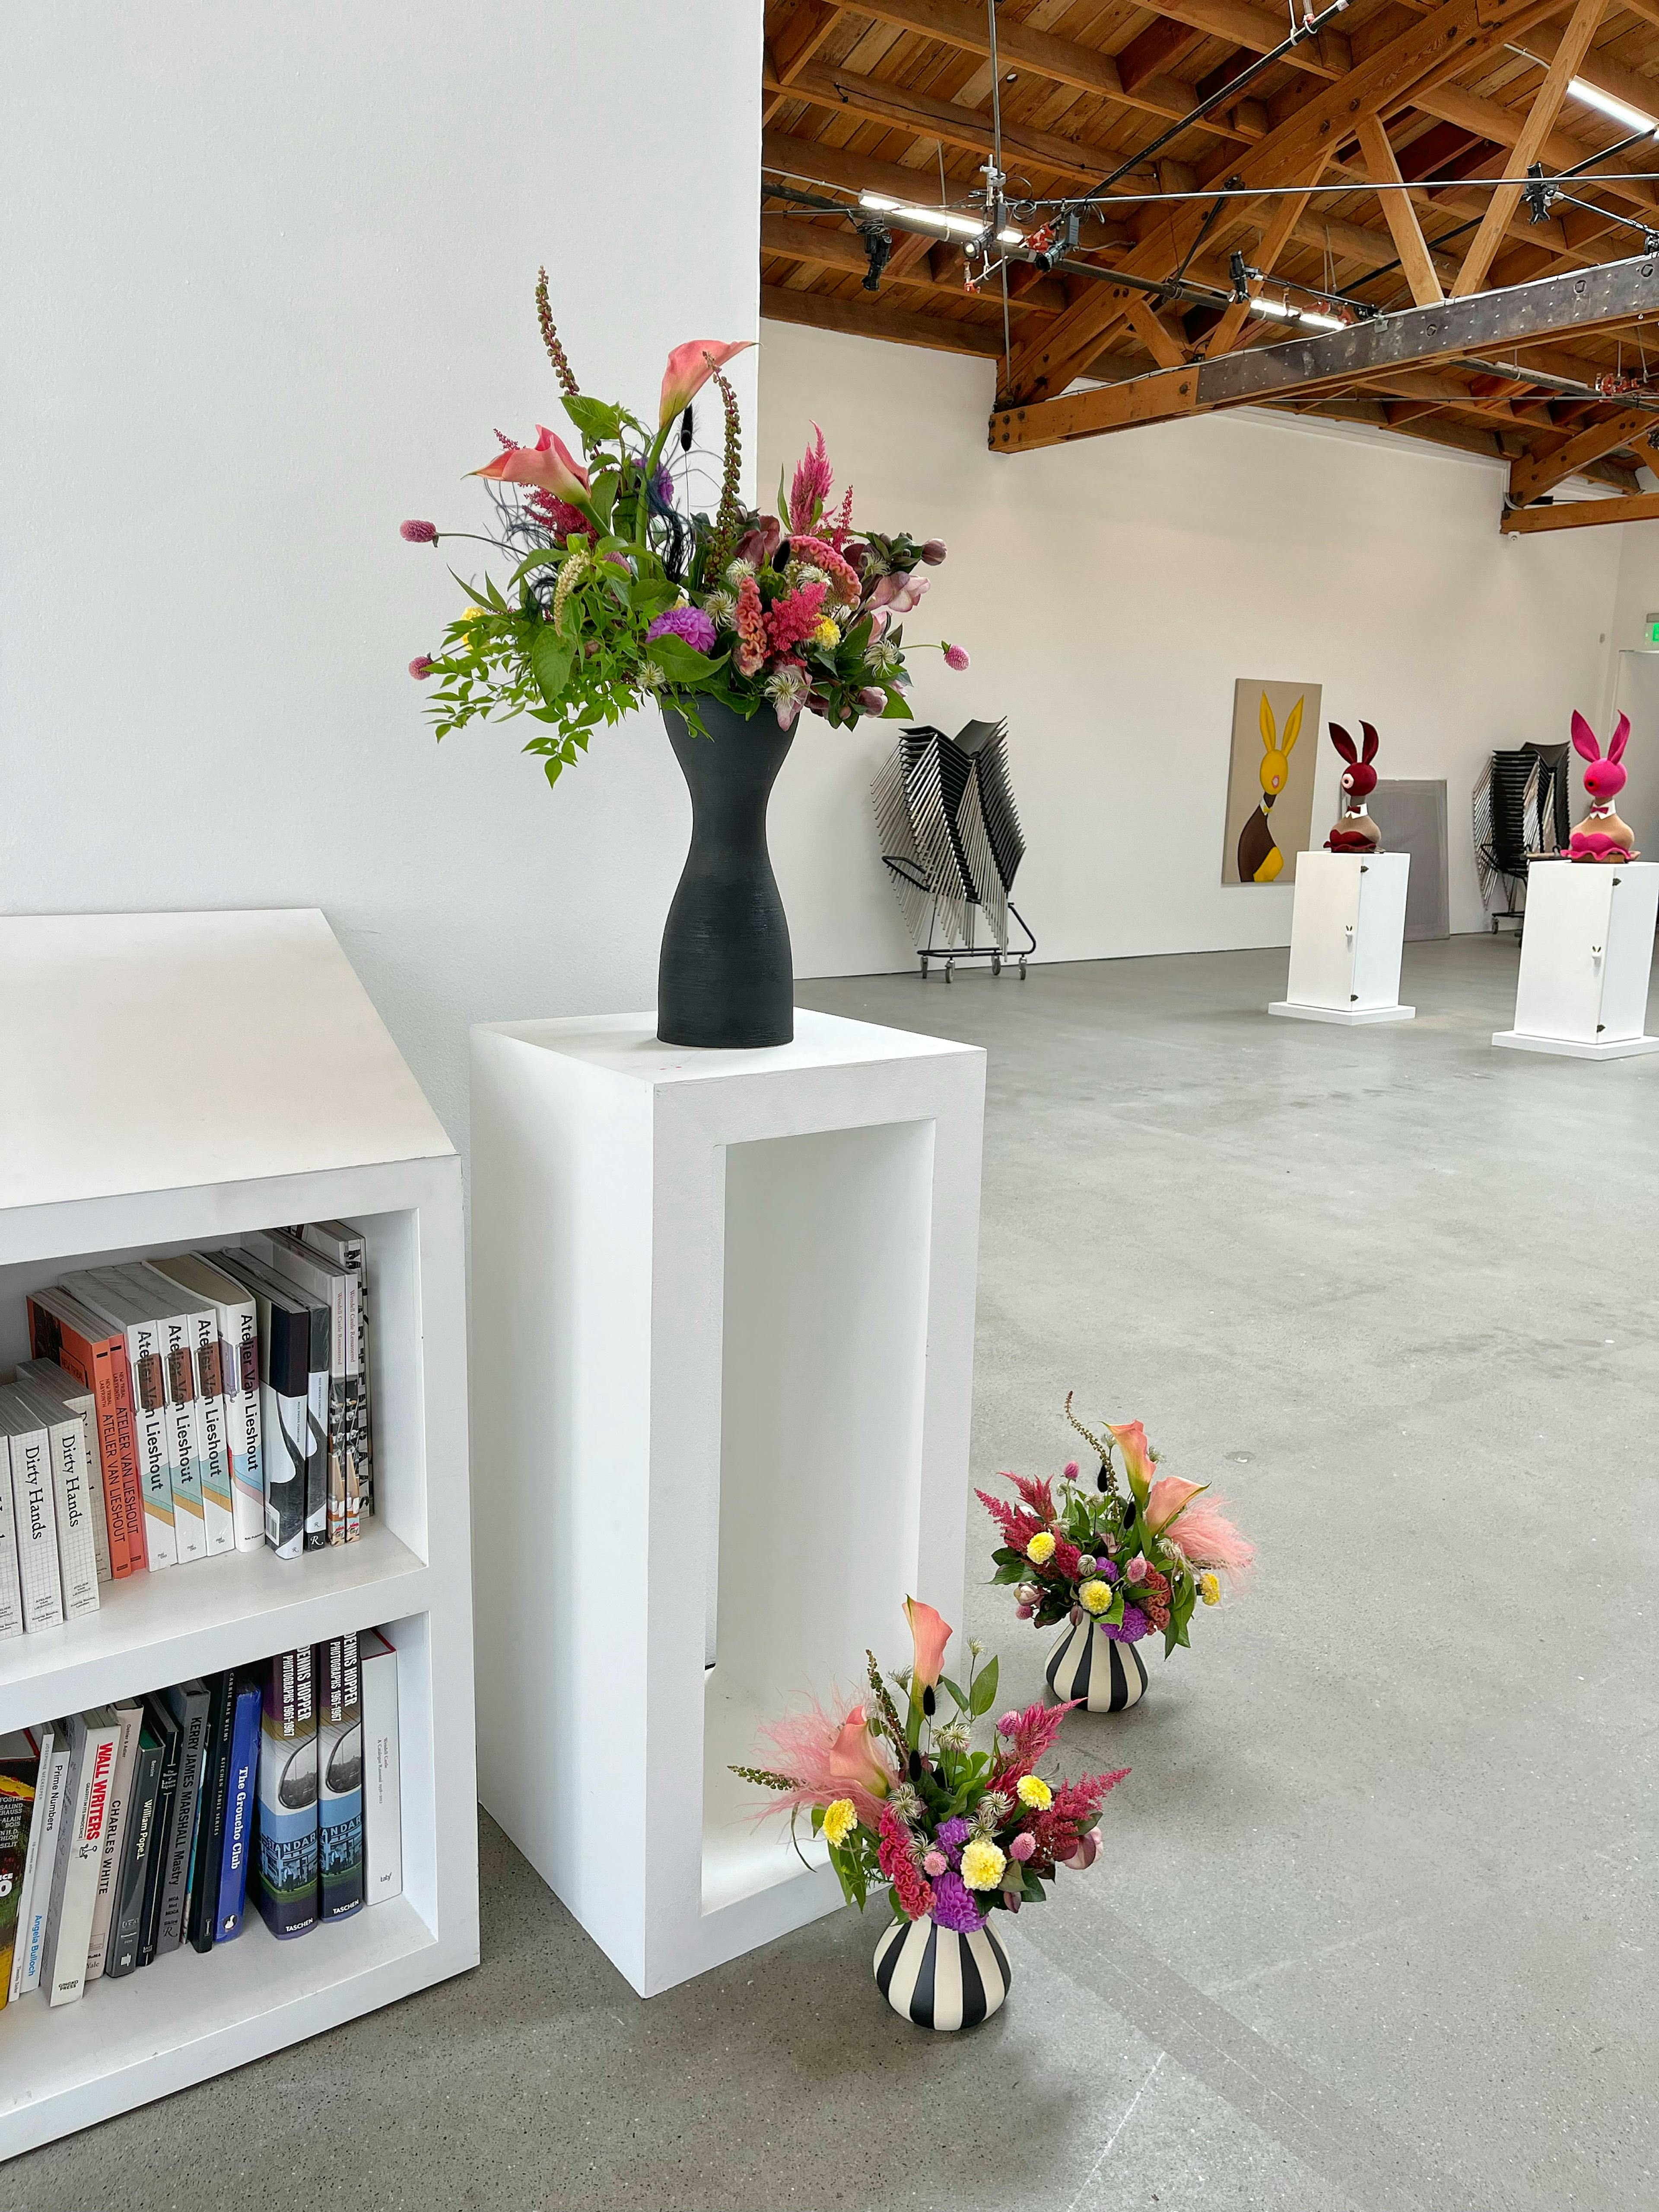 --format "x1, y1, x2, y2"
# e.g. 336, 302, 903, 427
469, 1011, 985, 1997
1268, 850, 1414, 1024
1493, 859, 1659, 1058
